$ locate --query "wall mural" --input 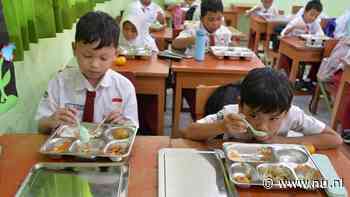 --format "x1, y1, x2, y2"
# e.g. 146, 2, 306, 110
0, 1, 17, 113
